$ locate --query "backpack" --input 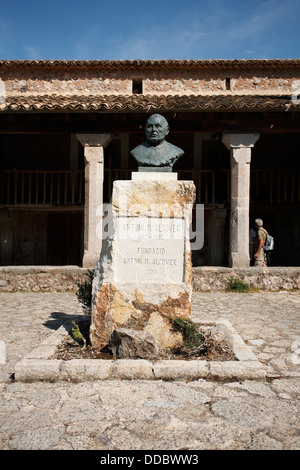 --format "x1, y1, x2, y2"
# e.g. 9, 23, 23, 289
260, 229, 274, 251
